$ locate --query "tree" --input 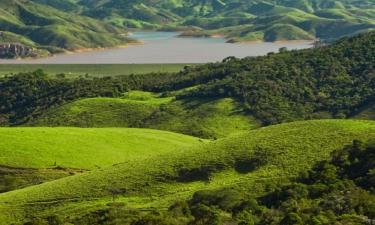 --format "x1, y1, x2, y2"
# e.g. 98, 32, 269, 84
280, 213, 303, 225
